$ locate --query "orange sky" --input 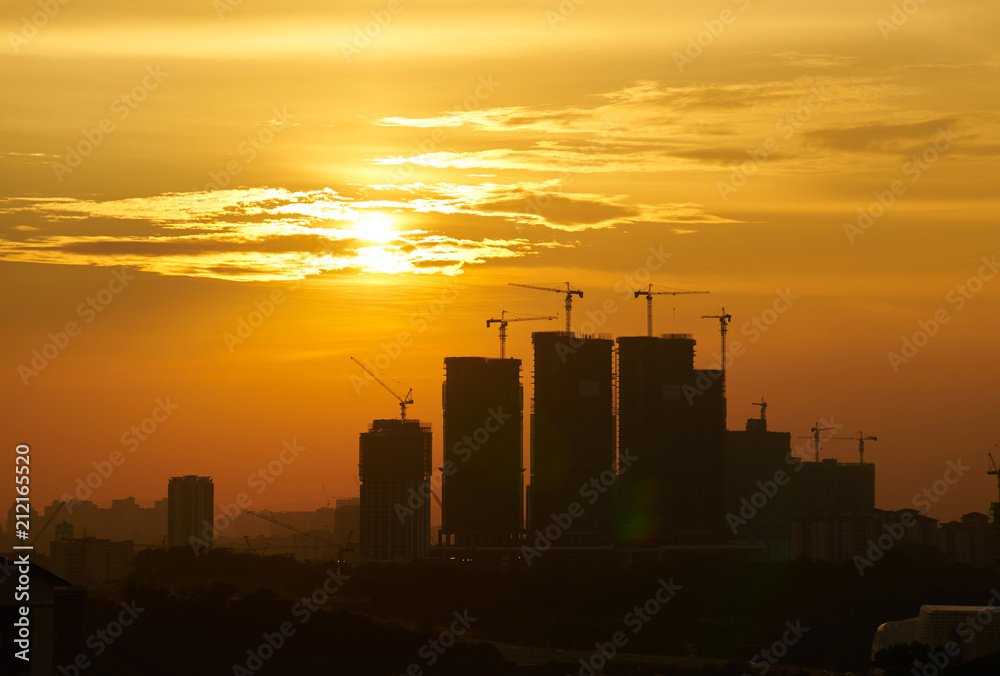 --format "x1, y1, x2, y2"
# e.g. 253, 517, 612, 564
2, 0, 998, 523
